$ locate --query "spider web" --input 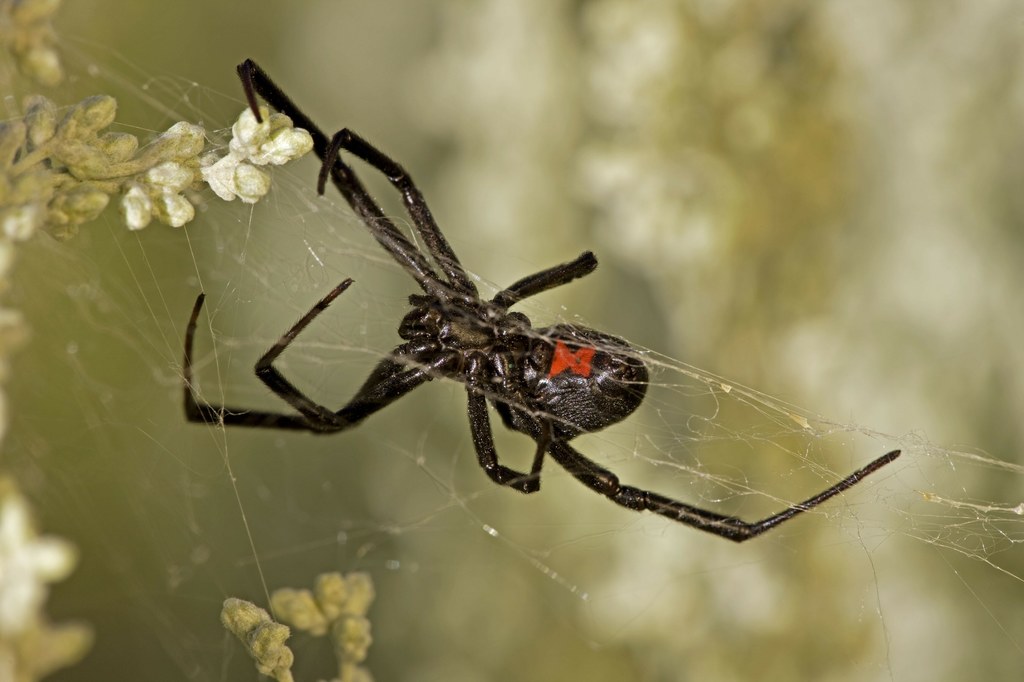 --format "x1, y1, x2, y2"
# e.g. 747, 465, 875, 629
6, 3, 1024, 682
